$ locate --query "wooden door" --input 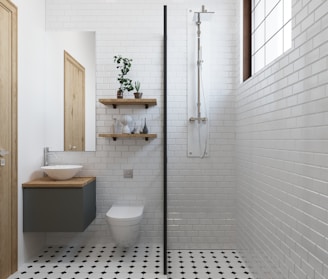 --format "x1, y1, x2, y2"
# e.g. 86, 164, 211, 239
0, 0, 17, 278
64, 51, 85, 151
